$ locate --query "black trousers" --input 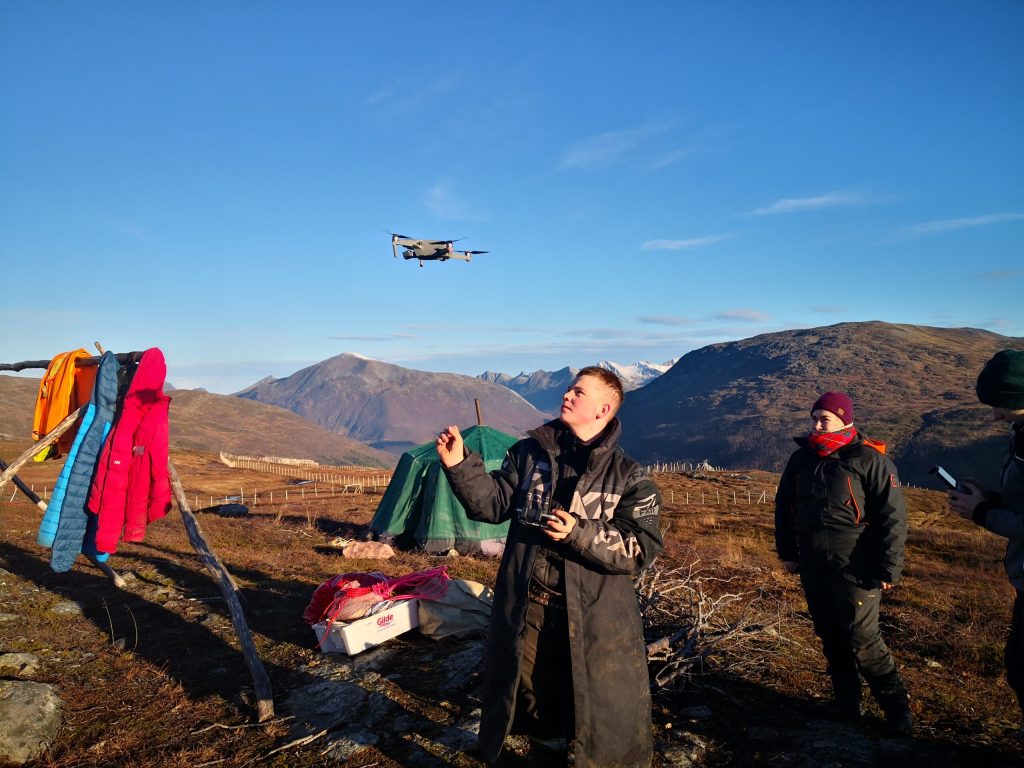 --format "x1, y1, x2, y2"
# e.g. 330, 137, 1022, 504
513, 597, 575, 742
1007, 589, 1024, 718
799, 558, 908, 711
